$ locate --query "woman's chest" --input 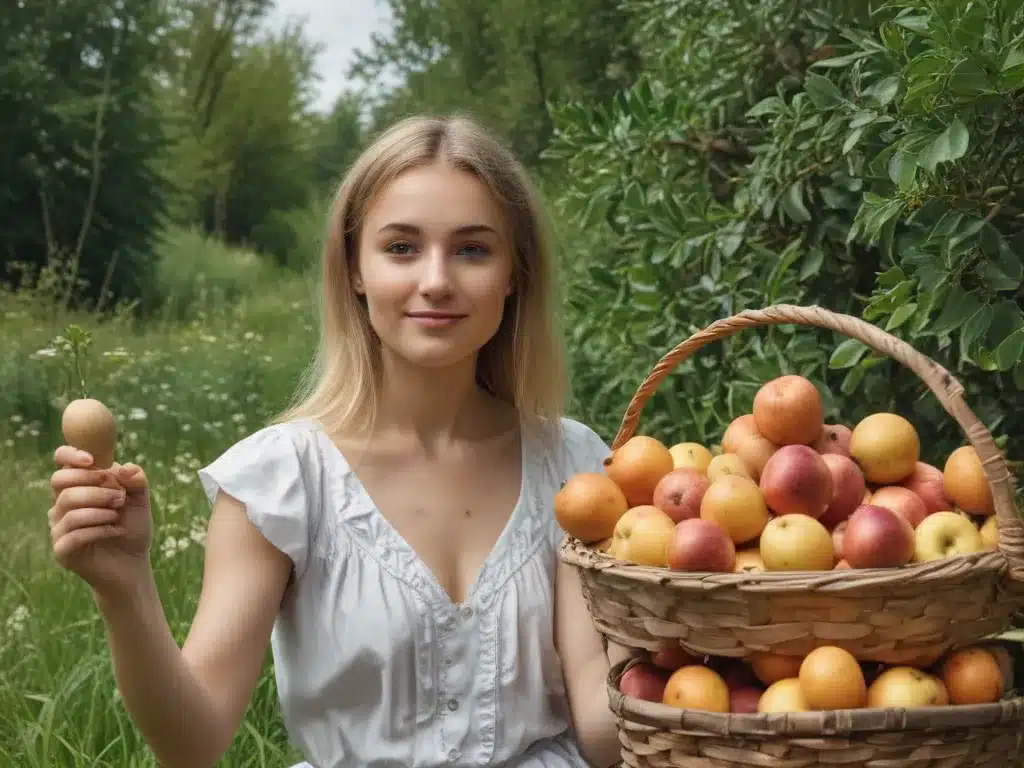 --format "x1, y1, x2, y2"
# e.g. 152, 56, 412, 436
346, 440, 525, 607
